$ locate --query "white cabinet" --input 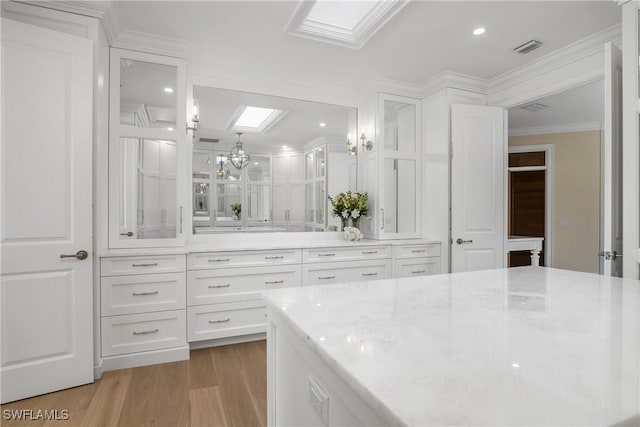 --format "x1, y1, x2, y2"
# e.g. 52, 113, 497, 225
393, 243, 441, 278
108, 48, 188, 248
273, 153, 306, 231
99, 254, 188, 369
362, 93, 421, 239
302, 245, 393, 285
186, 249, 303, 342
